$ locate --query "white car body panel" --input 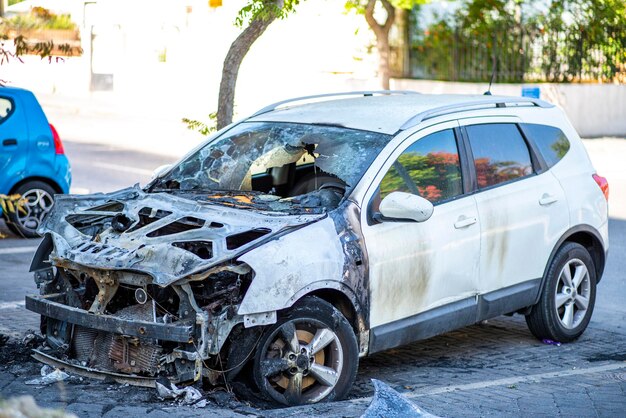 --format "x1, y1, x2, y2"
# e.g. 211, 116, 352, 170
359, 121, 481, 328
237, 217, 345, 315
502, 106, 609, 249
458, 116, 571, 293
